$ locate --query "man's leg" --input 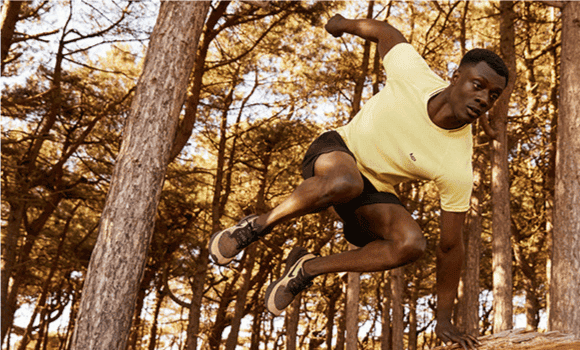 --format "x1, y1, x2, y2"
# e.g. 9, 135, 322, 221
255, 150, 364, 230
209, 150, 364, 265
304, 203, 426, 276
265, 201, 426, 315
